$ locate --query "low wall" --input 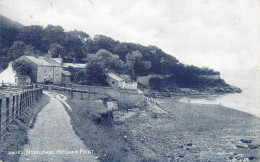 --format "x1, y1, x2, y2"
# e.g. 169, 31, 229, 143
48, 84, 145, 107
137, 74, 170, 86
0, 88, 43, 141
198, 74, 220, 80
